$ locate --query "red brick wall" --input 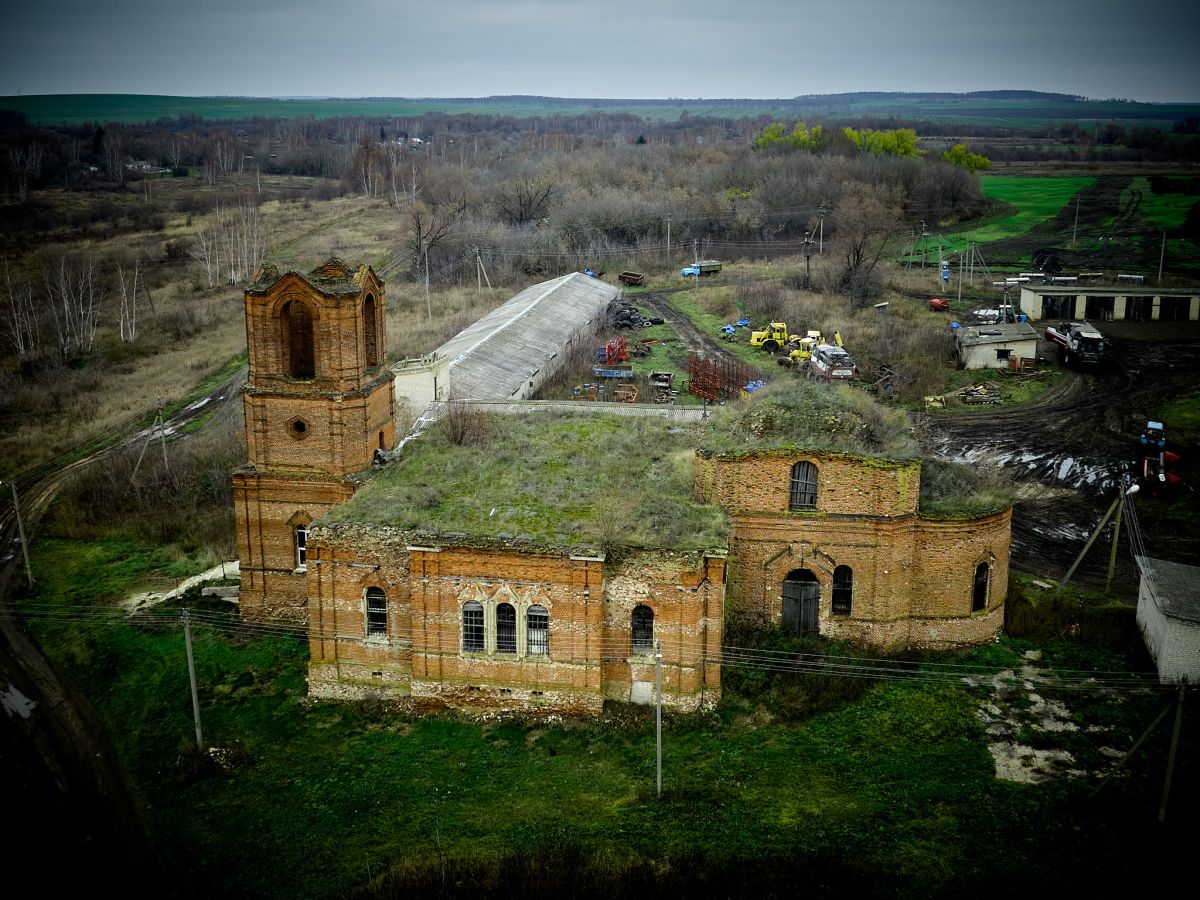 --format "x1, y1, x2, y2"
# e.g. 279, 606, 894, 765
704, 451, 1010, 649
305, 525, 724, 713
